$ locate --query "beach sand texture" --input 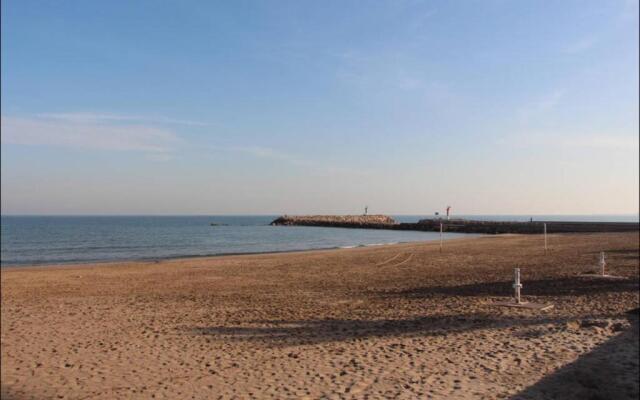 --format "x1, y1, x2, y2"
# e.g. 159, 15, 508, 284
1, 232, 639, 399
